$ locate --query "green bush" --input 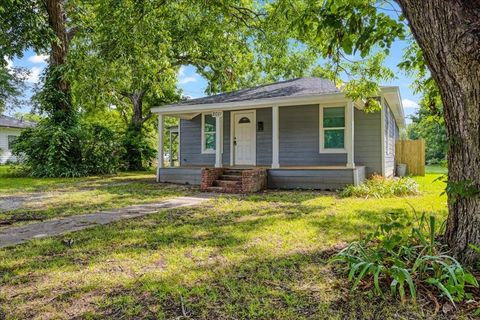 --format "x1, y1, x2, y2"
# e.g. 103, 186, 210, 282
331, 212, 479, 307
121, 125, 156, 171
340, 175, 419, 198
13, 118, 124, 177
